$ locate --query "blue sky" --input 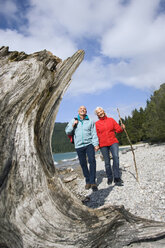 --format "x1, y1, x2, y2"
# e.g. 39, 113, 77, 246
1, 0, 165, 122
